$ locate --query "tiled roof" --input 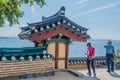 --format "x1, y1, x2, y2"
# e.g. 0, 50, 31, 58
68, 56, 106, 65
18, 6, 89, 40
0, 46, 53, 62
